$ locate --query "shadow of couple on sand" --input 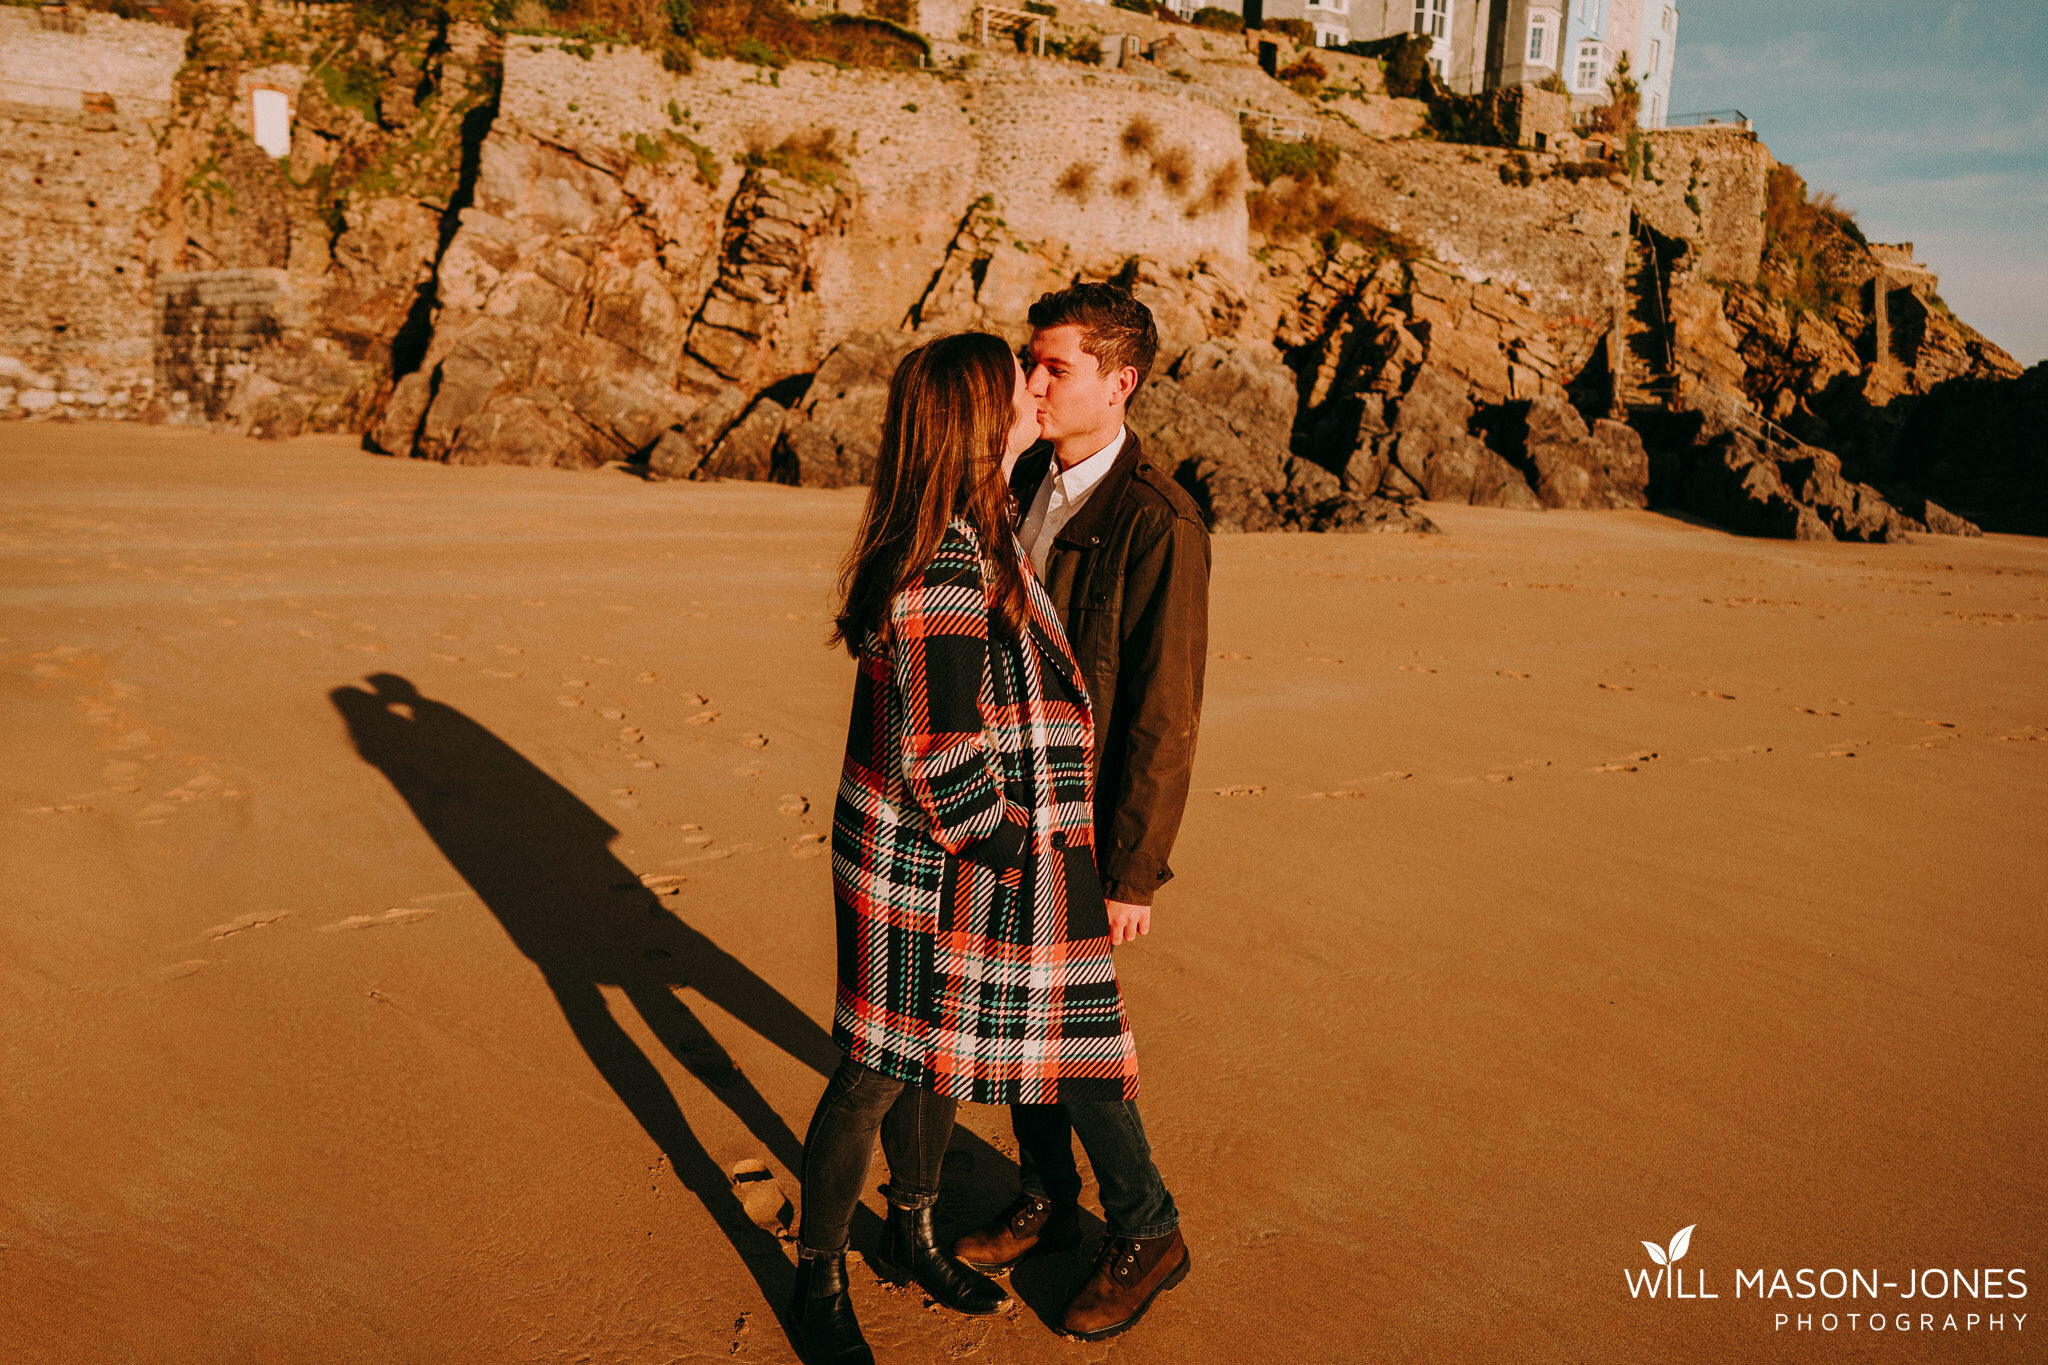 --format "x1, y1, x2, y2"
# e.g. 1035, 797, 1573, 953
329, 673, 1080, 1332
